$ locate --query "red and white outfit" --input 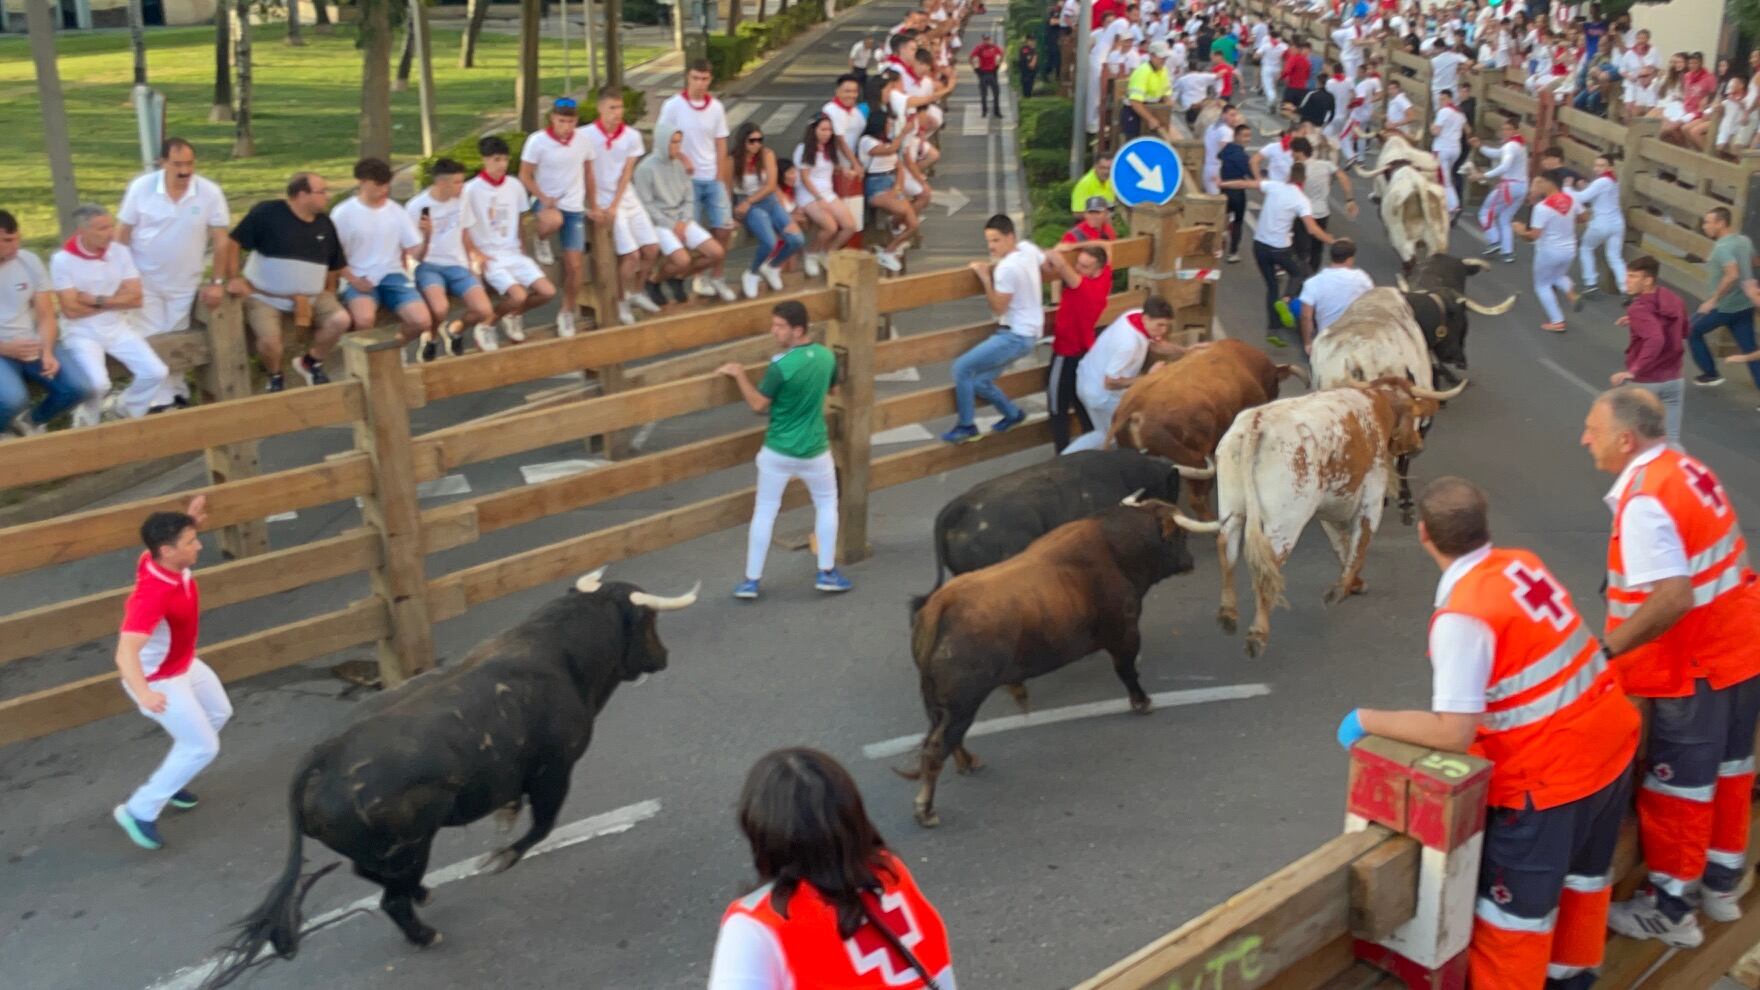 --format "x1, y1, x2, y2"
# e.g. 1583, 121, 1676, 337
1323, 72, 1357, 152
119, 551, 232, 823
589, 120, 658, 255
1431, 100, 1468, 212
463, 170, 544, 294
1529, 187, 1580, 325
50, 237, 167, 424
